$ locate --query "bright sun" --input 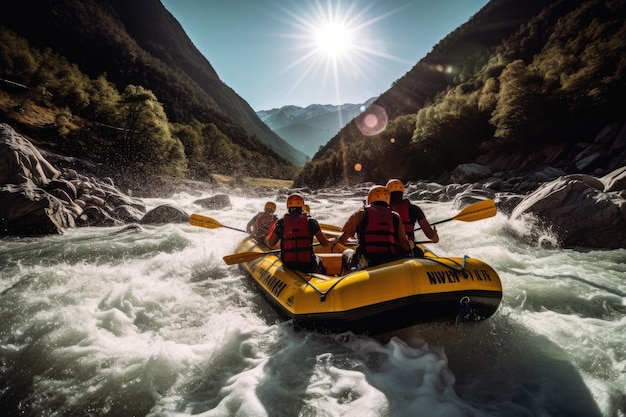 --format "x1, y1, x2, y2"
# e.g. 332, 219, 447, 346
314, 22, 354, 58
276, 1, 407, 105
